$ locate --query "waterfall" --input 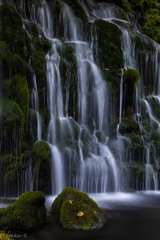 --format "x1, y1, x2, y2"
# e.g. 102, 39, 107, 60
28, 0, 118, 194
1, 0, 160, 196
30, 75, 42, 141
